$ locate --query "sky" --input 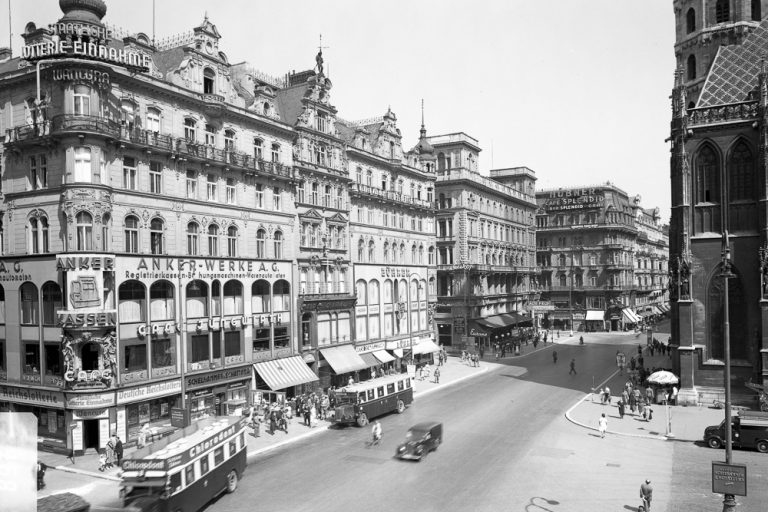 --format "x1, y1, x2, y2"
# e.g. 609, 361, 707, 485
4, 0, 677, 221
